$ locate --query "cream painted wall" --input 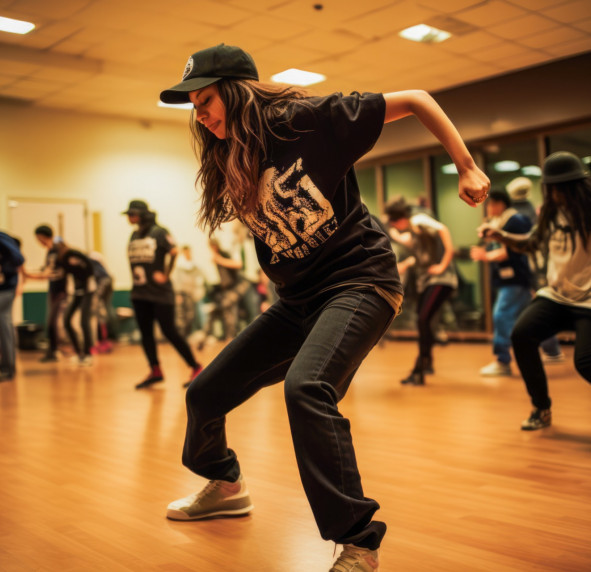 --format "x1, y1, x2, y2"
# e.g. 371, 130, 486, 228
0, 101, 221, 291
